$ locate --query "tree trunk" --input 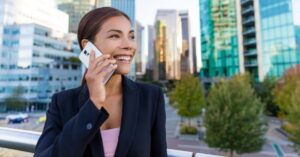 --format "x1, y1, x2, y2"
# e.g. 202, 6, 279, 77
230, 150, 234, 157
188, 118, 191, 127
